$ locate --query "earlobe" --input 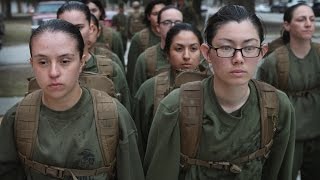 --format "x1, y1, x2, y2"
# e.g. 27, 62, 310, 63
260, 44, 269, 57
29, 58, 33, 67
200, 44, 210, 60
